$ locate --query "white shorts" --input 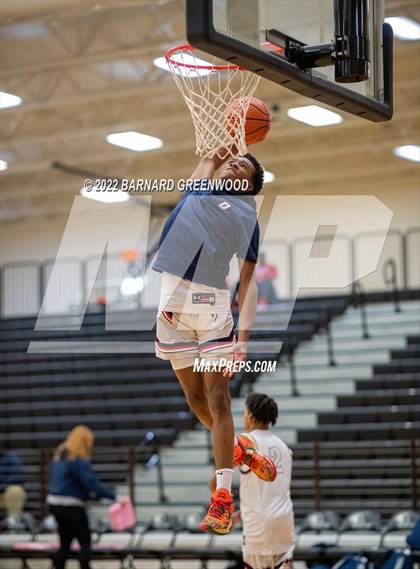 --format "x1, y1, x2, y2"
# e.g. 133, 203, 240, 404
155, 310, 235, 370
243, 554, 292, 569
